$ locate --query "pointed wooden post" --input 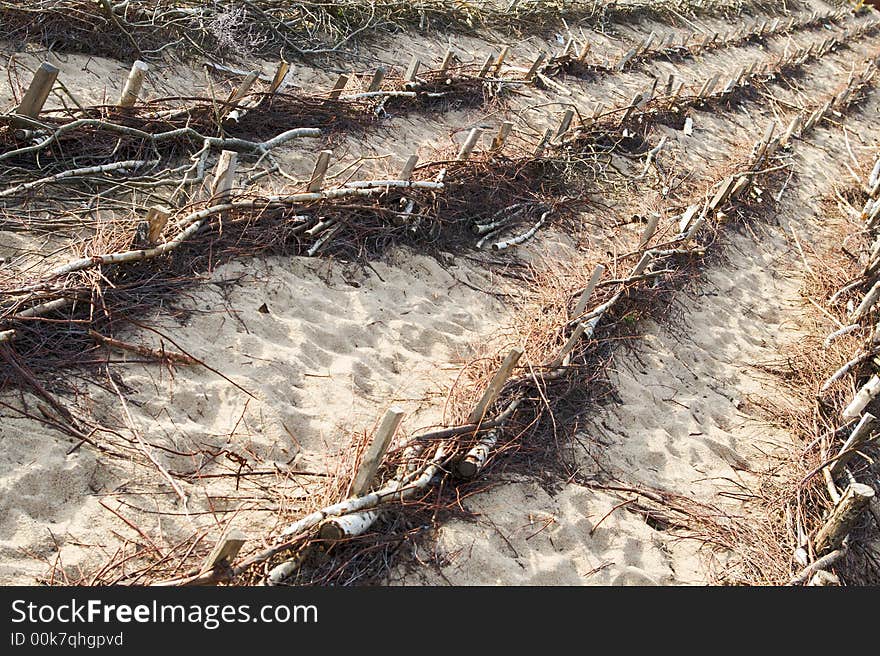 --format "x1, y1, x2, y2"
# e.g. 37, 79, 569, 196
199, 529, 247, 575
399, 154, 419, 180
351, 407, 406, 496
555, 108, 574, 139
491, 121, 514, 151
439, 48, 455, 74
307, 150, 332, 192
146, 205, 172, 244
367, 67, 386, 92
493, 45, 510, 74
404, 56, 421, 82
268, 61, 291, 94
468, 348, 523, 424
572, 264, 605, 317
830, 413, 876, 475
17, 62, 59, 118
119, 60, 148, 107
478, 53, 495, 78
210, 150, 237, 202
328, 74, 349, 99
525, 51, 547, 80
